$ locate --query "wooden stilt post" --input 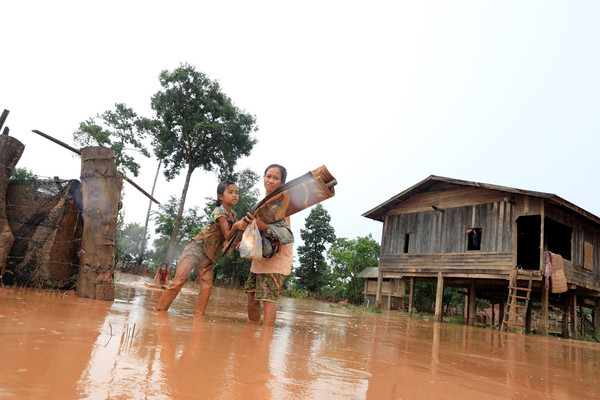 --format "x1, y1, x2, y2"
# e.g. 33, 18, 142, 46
387, 278, 392, 310
562, 303, 569, 338
594, 299, 600, 334
76, 147, 123, 301
499, 301, 505, 330
434, 273, 444, 322
408, 277, 415, 316
399, 279, 406, 311
580, 305, 585, 337
468, 280, 476, 326
571, 293, 578, 340
464, 291, 469, 323
541, 286, 549, 336
525, 301, 532, 334
0, 134, 24, 266
375, 269, 383, 308
491, 303, 496, 328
